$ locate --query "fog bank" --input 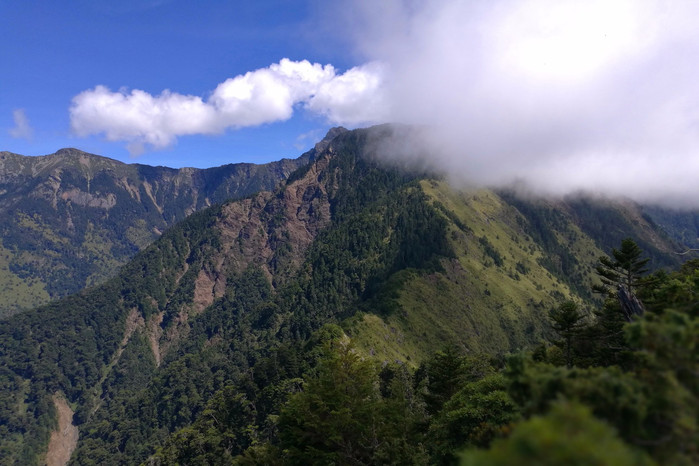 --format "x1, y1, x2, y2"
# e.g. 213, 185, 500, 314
345, 0, 699, 208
